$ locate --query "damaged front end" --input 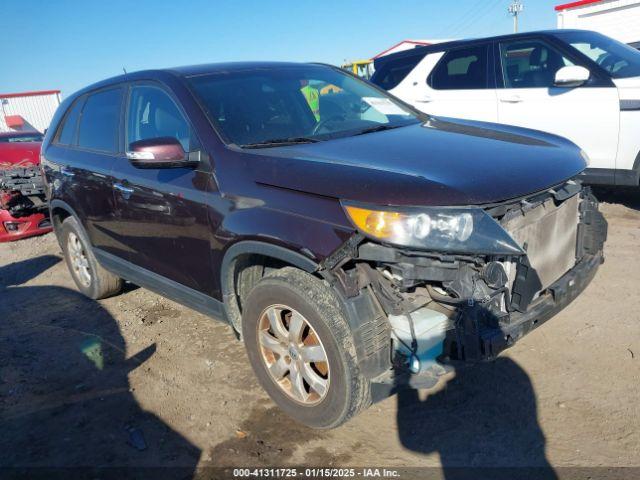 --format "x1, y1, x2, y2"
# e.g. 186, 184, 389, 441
0, 167, 52, 241
319, 181, 607, 395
